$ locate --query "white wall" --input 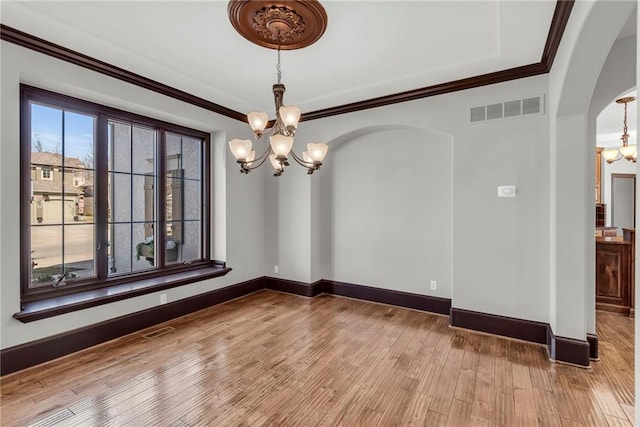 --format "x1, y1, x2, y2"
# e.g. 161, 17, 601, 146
271, 74, 551, 323
549, 0, 635, 340
0, 42, 268, 349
